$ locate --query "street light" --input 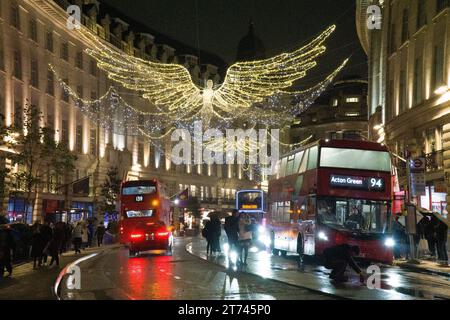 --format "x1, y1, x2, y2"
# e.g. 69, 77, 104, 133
174, 198, 179, 205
